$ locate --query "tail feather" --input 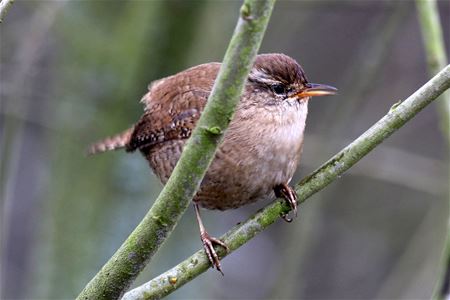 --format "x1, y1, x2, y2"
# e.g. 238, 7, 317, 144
87, 127, 134, 155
